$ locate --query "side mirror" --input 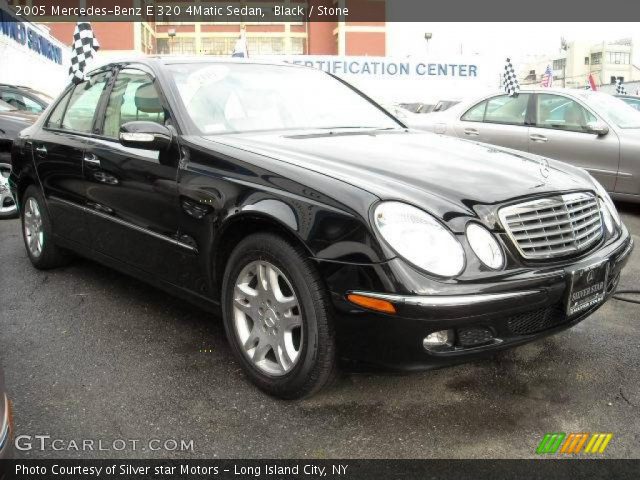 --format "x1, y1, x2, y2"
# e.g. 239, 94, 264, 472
587, 122, 609, 136
119, 121, 172, 151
